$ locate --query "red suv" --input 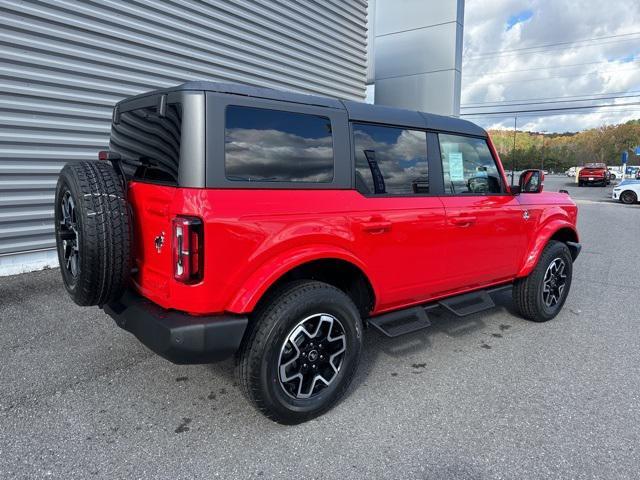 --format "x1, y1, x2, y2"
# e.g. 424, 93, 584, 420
578, 163, 610, 186
55, 82, 581, 424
